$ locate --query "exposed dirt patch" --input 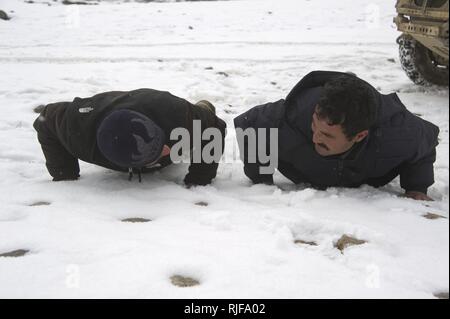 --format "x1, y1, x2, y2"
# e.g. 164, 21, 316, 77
334, 235, 367, 253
